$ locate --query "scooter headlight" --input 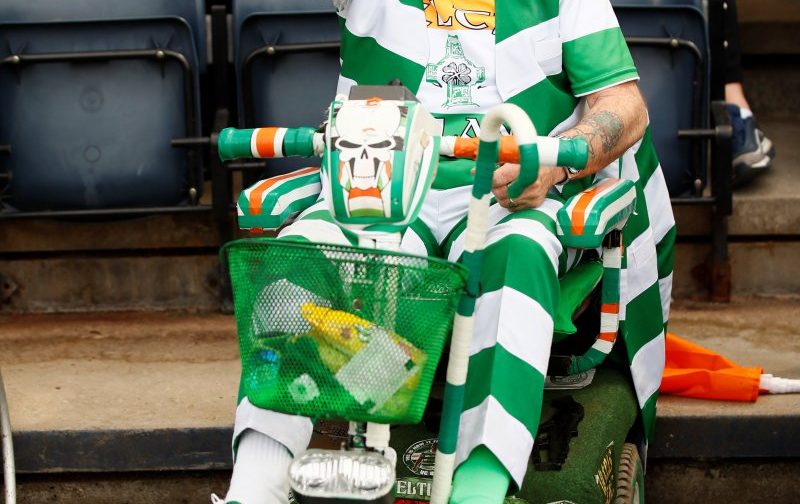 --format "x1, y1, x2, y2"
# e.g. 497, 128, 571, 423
289, 449, 395, 501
